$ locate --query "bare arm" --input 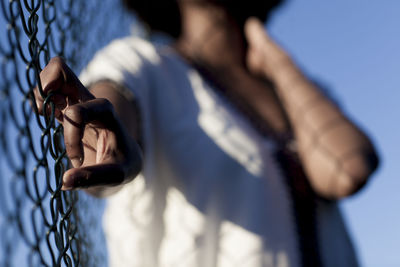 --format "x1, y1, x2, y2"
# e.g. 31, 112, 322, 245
244, 18, 379, 199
